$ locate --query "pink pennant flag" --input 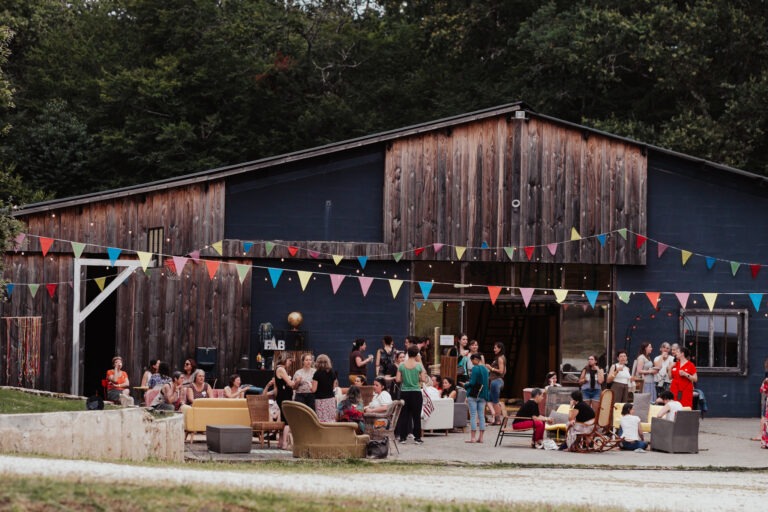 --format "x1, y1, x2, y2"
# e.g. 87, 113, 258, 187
46, 283, 57, 298
205, 260, 220, 280
330, 274, 345, 294
751, 264, 761, 279
172, 256, 188, 275
189, 250, 200, 261
487, 286, 502, 305
657, 243, 668, 258
288, 246, 299, 257
547, 243, 558, 256
39, 237, 54, 256
13, 233, 25, 251
308, 250, 320, 259
432, 243, 444, 253
524, 246, 534, 260
645, 292, 660, 309
675, 292, 690, 309
519, 287, 535, 308
636, 235, 647, 249
414, 247, 425, 256
358, 276, 374, 297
